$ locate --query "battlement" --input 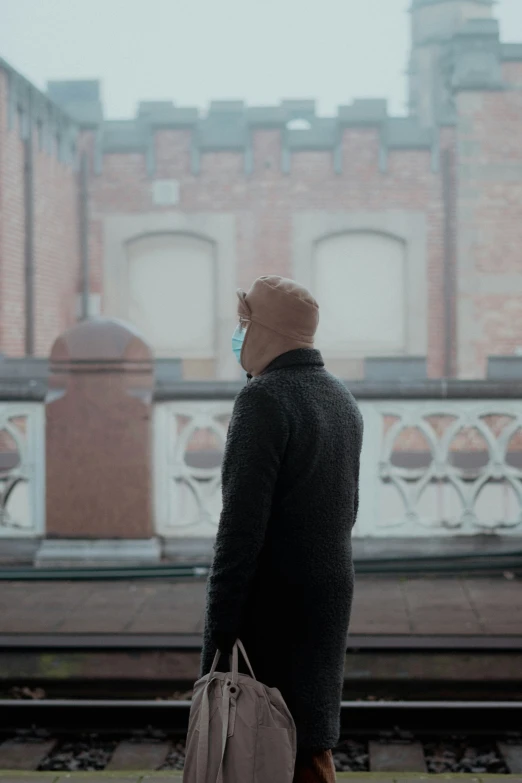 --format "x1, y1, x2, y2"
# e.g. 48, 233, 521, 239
0, 58, 78, 164
45, 85, 440, 175
47, 79, 103, 128
2, 0, 521, 177
99, 99, 432, 153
